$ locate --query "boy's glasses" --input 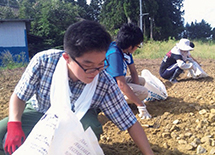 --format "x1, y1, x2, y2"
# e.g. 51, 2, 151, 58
136, 45, 141, 48
71, 56, 109, 74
